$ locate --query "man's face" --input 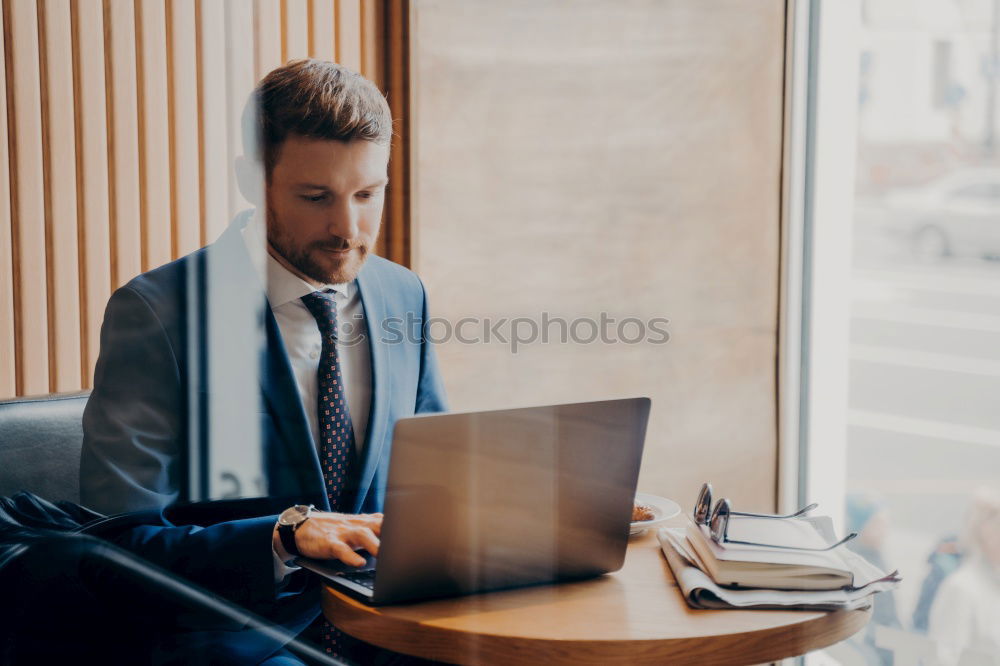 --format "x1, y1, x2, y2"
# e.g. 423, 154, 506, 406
265, 134, 389, 285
